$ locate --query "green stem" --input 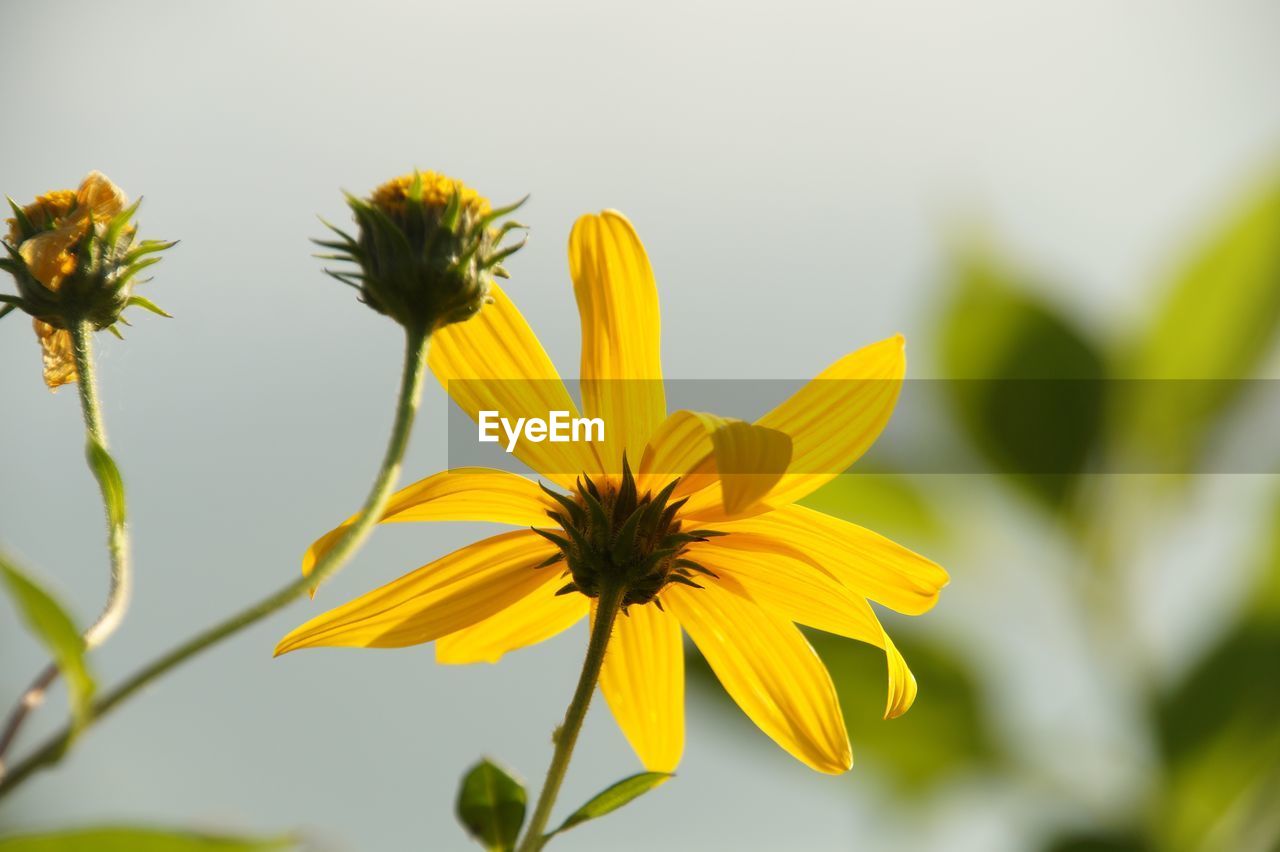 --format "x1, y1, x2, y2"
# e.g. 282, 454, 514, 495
0, 325, 431, 799
0, 320, 131, 770
517, 583, 626, 852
